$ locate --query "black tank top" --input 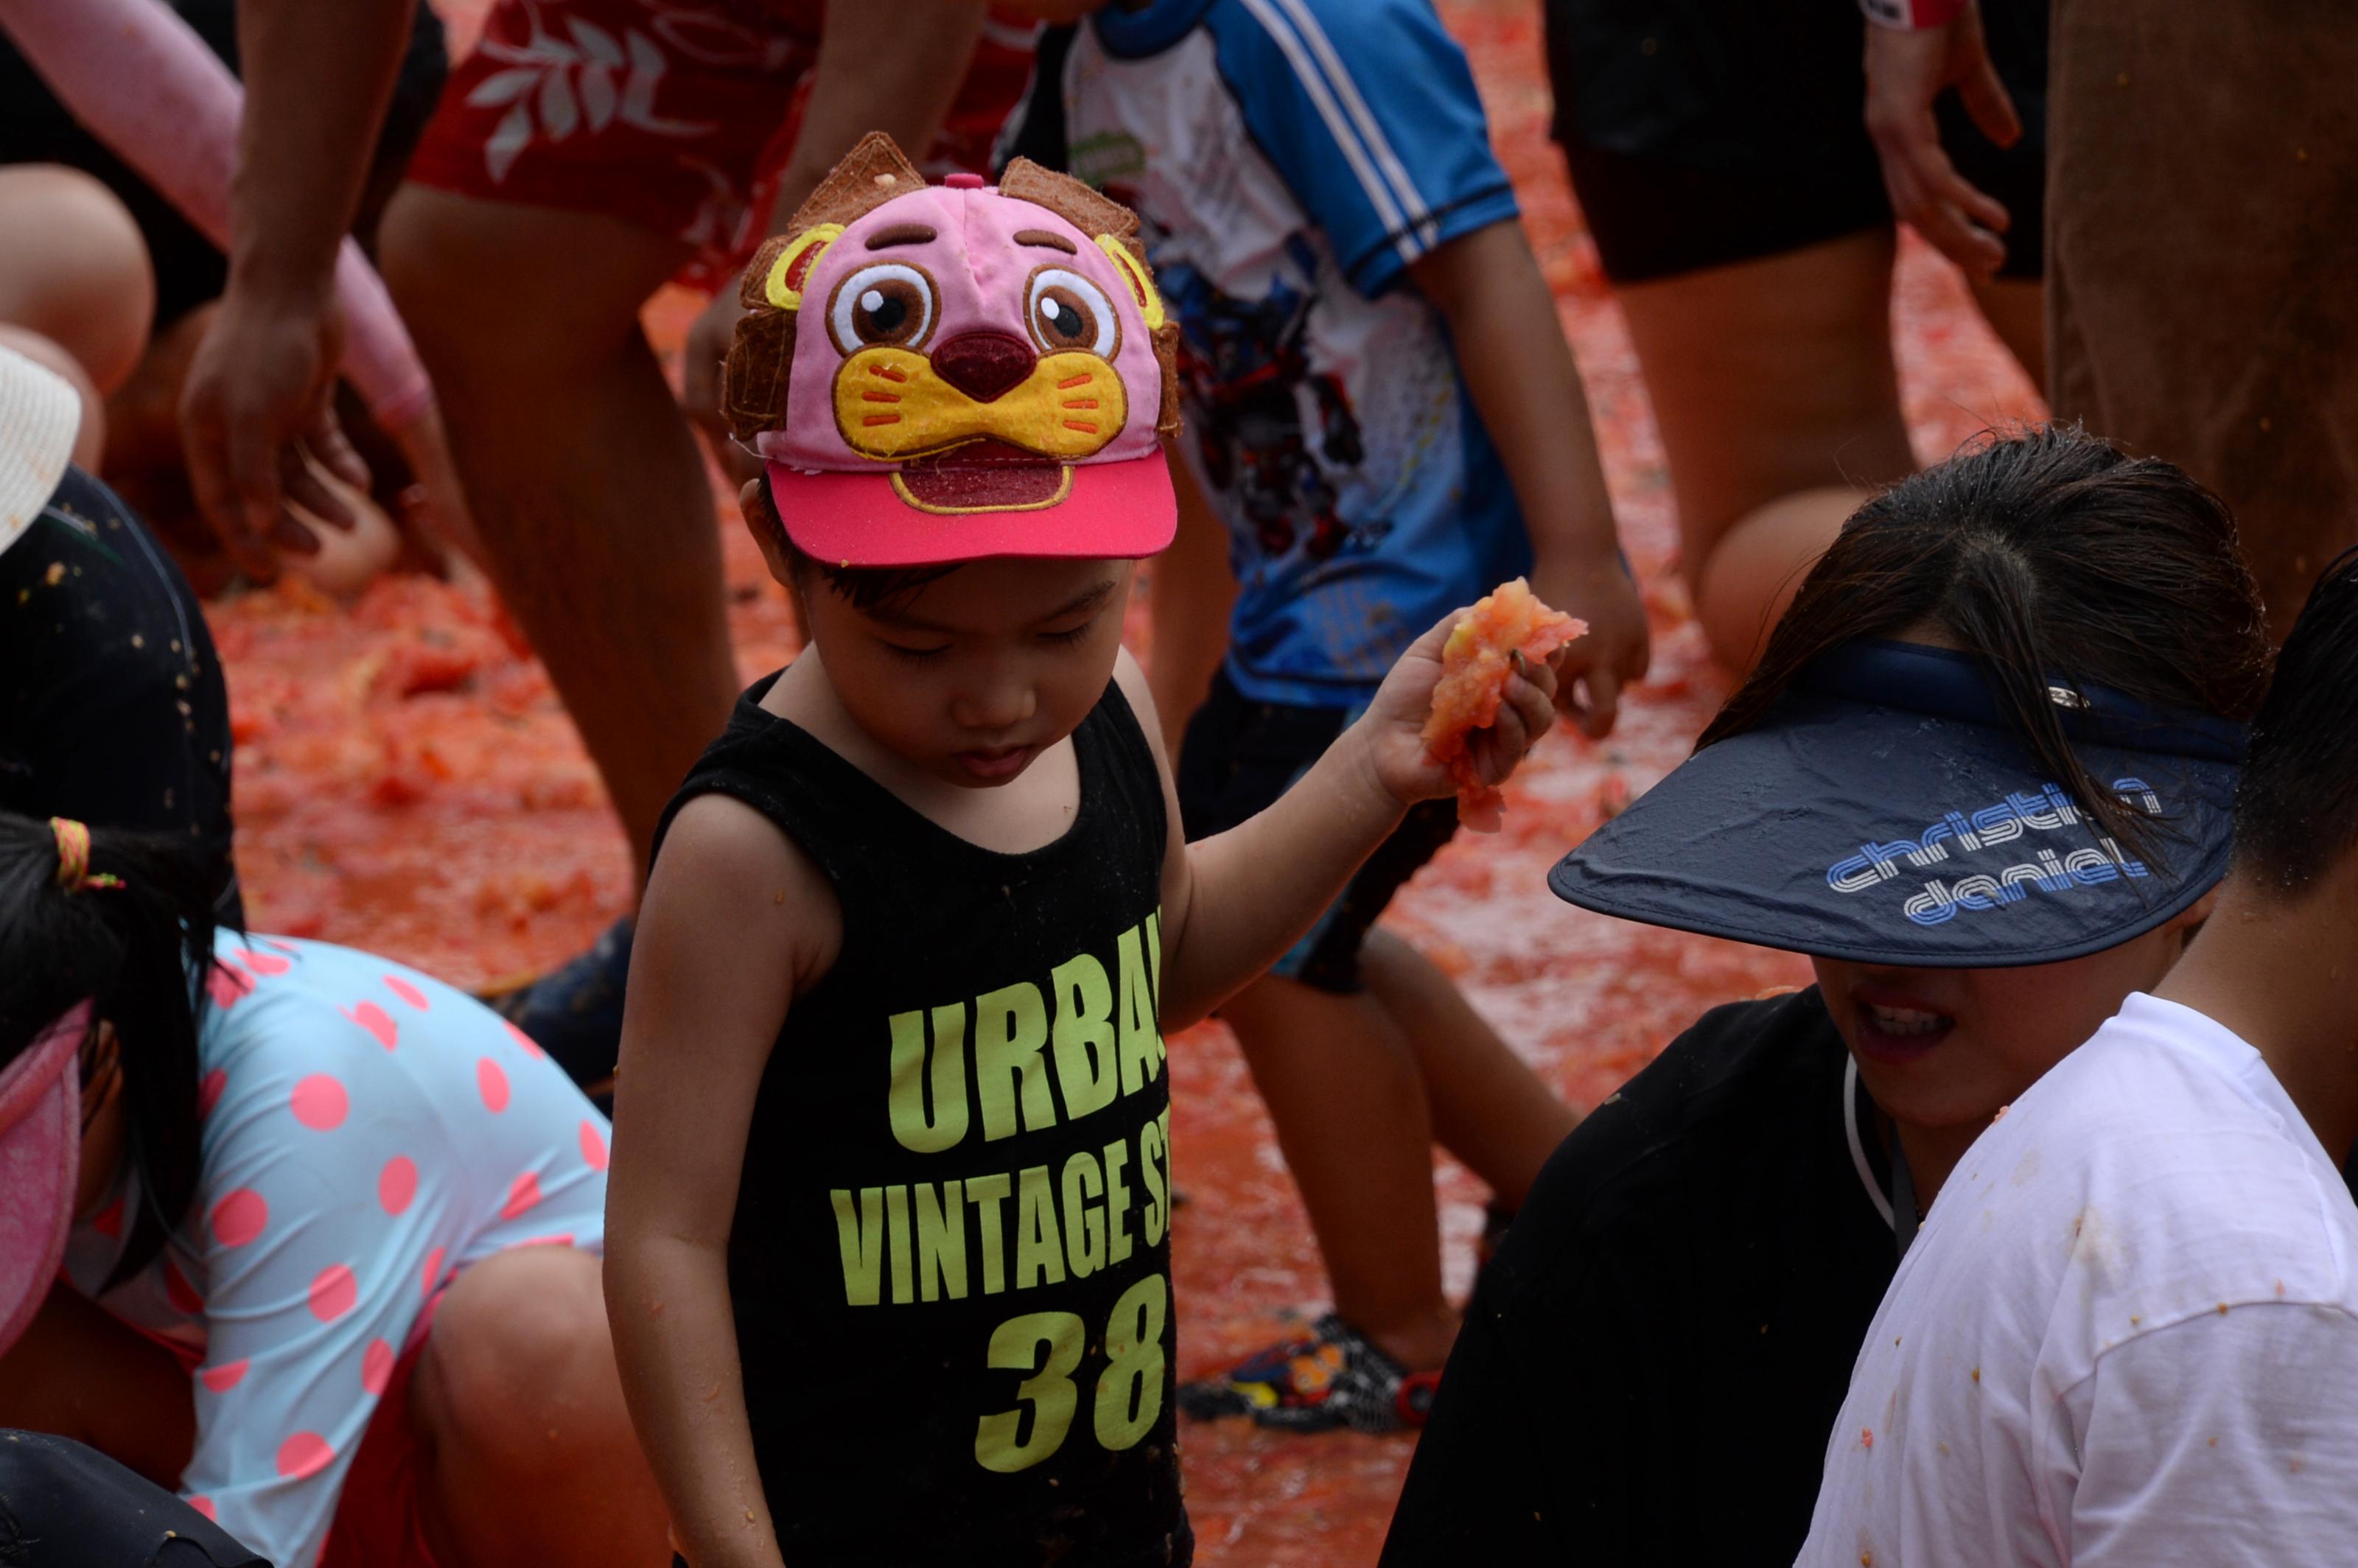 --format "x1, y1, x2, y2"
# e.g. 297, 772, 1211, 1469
656, 673, 1191, 1568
